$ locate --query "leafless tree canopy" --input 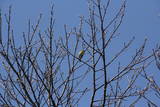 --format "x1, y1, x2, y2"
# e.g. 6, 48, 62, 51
0, 0, 159, 107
